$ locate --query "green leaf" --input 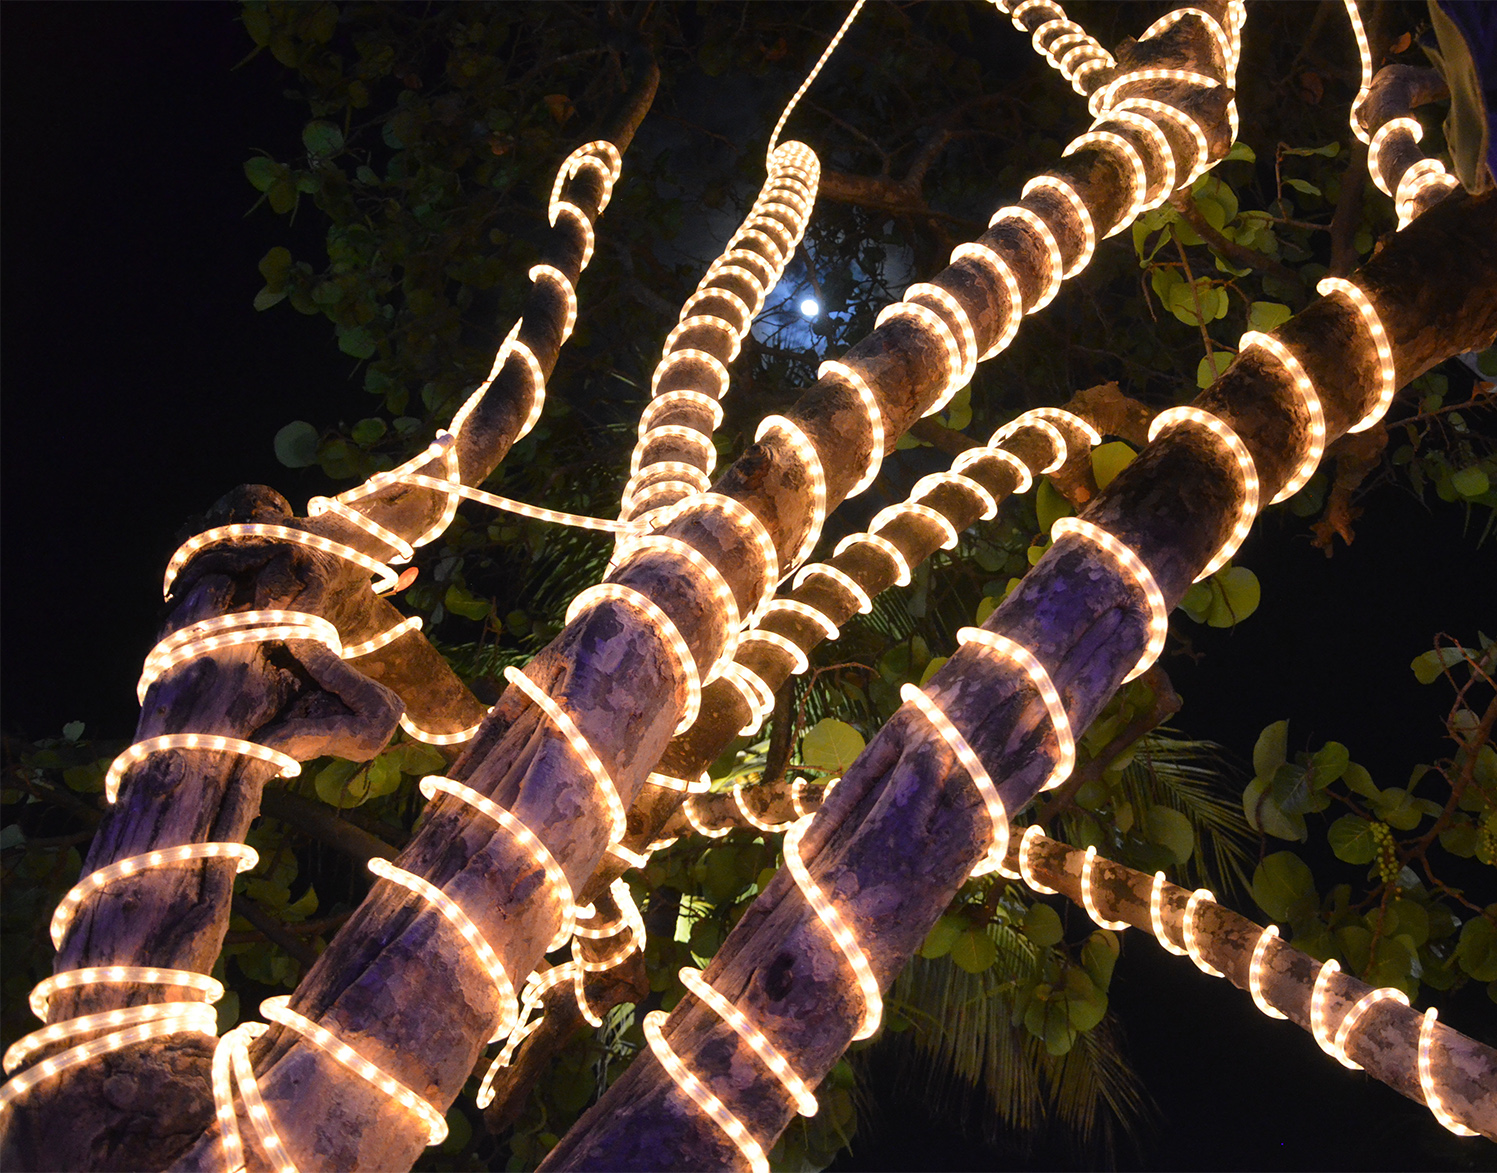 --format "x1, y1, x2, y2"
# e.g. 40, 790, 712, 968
1243, 775, 1307, 840
1342, 761, 1378, 799
257, 246, 293, 285
62, 721, 85, 742
1311, 741, 1350, 786
1251, 851, 1316, 922
244, 156, 279, 192
1374, 787, 1423, 831
1144, 805, 1194, 864
1248, 301, 1293, 332
1284, 178, 1321, 196
1456, 916, 1497, 982
1411, 646, 1470, 684
1282, 142, 1341, 157
1327, 815, 1378, 864
444, 584, 491, 621
1090, 441, 1136, 491
314, 759, 366, 808
919, 914, 964, 959
801, 719, 865, 775
1036, 477, 1072, 531
351, 417, 387, 446
1254, 720, 1290, 776
1205, 565, 1260, 627
974, 596, 1000, 625
365, 752, 404, 799
302, 119, 344, 155
1022, 901, 1064, 947
338, 325, 377, 360
1081, 930, 1119, 989
1063, 968, 1107, 1031
1451, 466, 1490, 498
1196, 351, 1233, 388
1225, 141, 1257, 163
274, 421, 320, 468
950, 928, 998, 973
